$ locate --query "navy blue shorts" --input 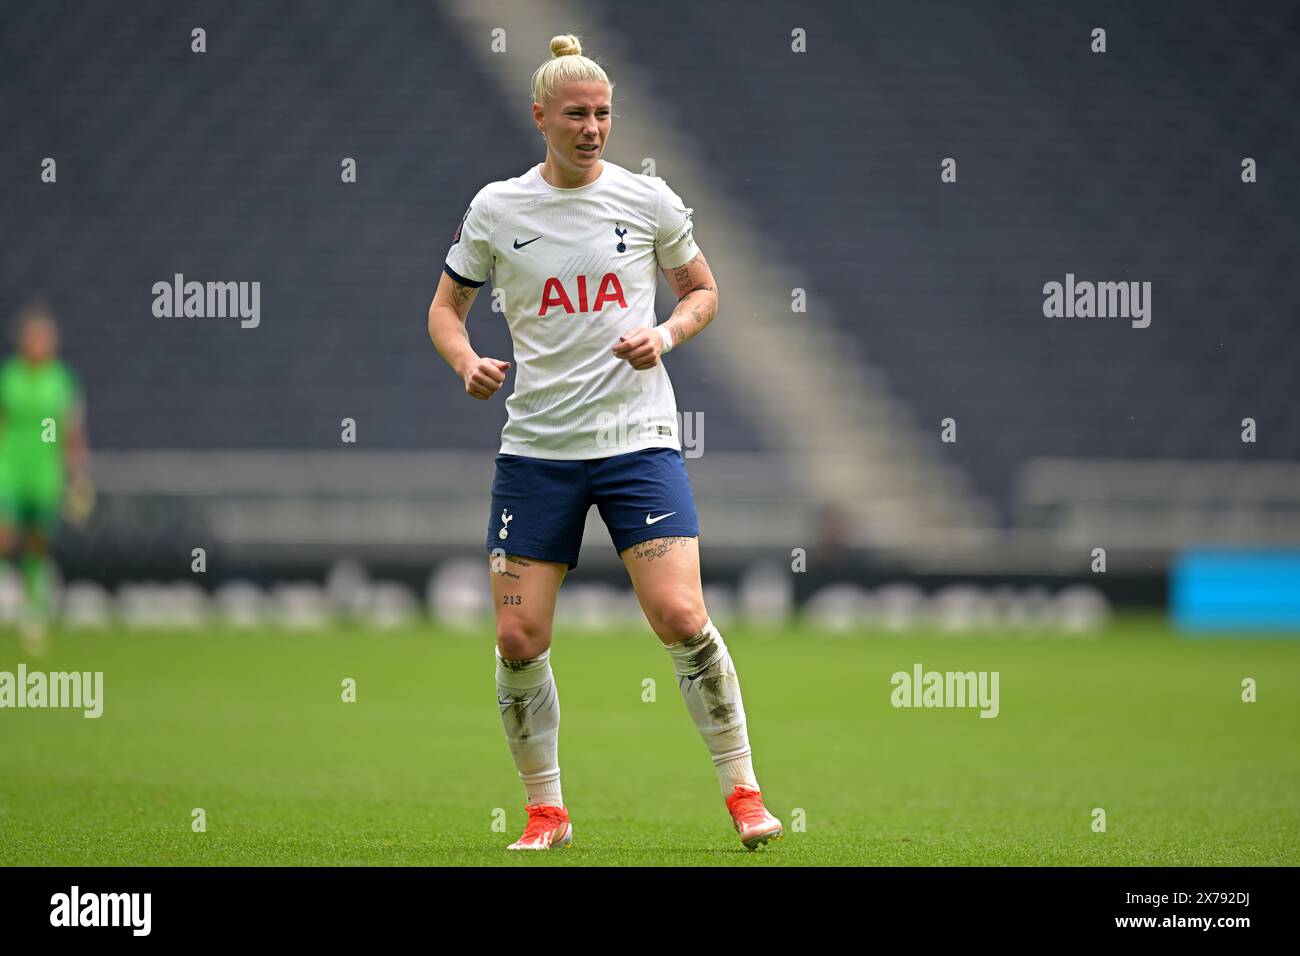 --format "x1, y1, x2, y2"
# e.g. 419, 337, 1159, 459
486, 447, 700, 569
